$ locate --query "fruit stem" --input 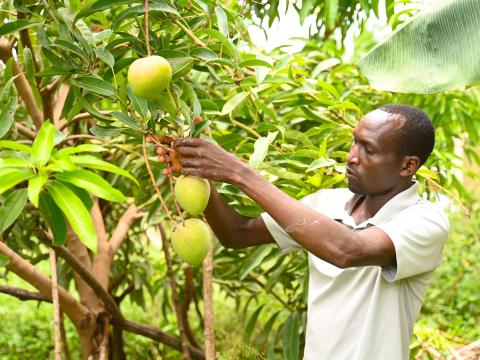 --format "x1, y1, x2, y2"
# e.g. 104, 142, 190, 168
142, 136, 174, 225
145, 0, 152, 56
148, 135, 185, 224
